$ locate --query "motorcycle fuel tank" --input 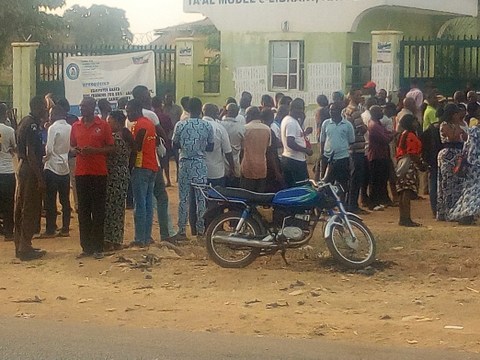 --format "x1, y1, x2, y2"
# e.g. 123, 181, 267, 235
272, 185, 319, 207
